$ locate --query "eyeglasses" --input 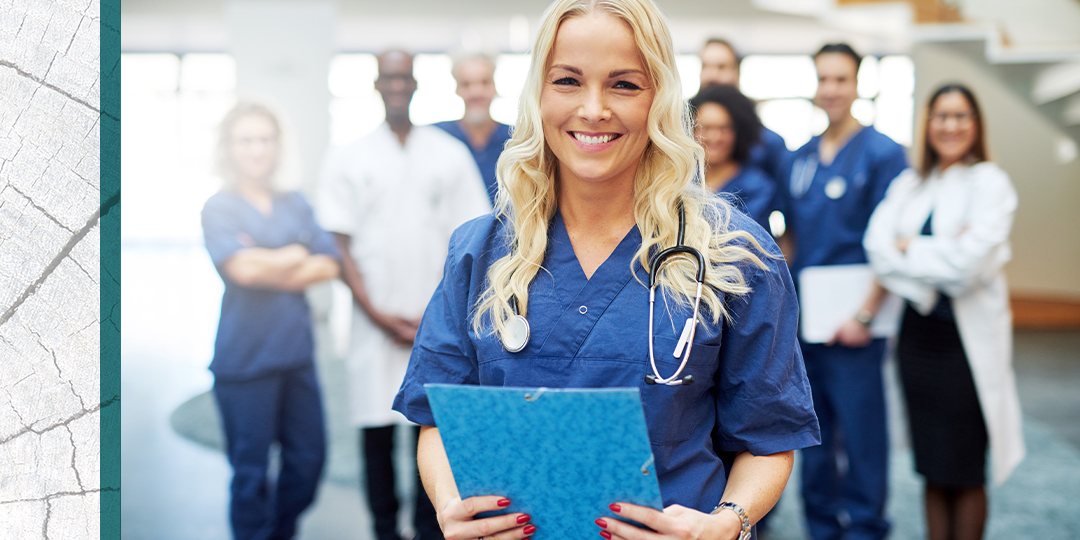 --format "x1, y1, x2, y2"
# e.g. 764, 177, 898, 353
376, 73, 417, 84
697, 124, 734, 136
929, 112, 976, 125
